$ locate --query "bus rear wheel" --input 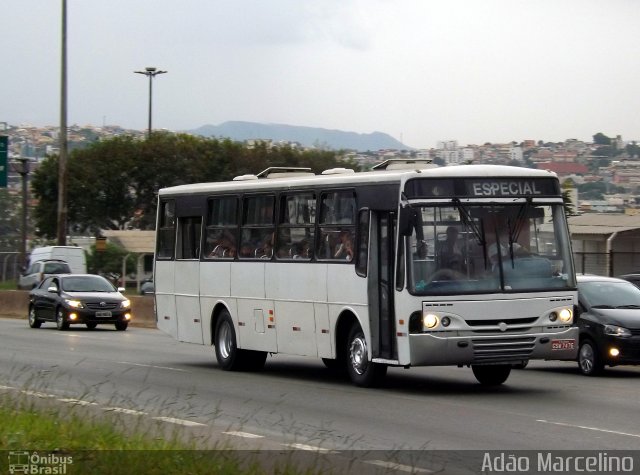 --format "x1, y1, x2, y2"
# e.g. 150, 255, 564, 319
214, 310, 266, 371
471, 364, 511, 386
346, 323, 387, 387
